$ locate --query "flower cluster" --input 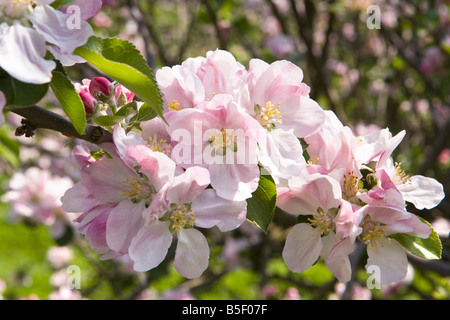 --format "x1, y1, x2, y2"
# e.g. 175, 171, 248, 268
61, 50, 445, 283
278, 111, 445, 284
0, 0, 102, 84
